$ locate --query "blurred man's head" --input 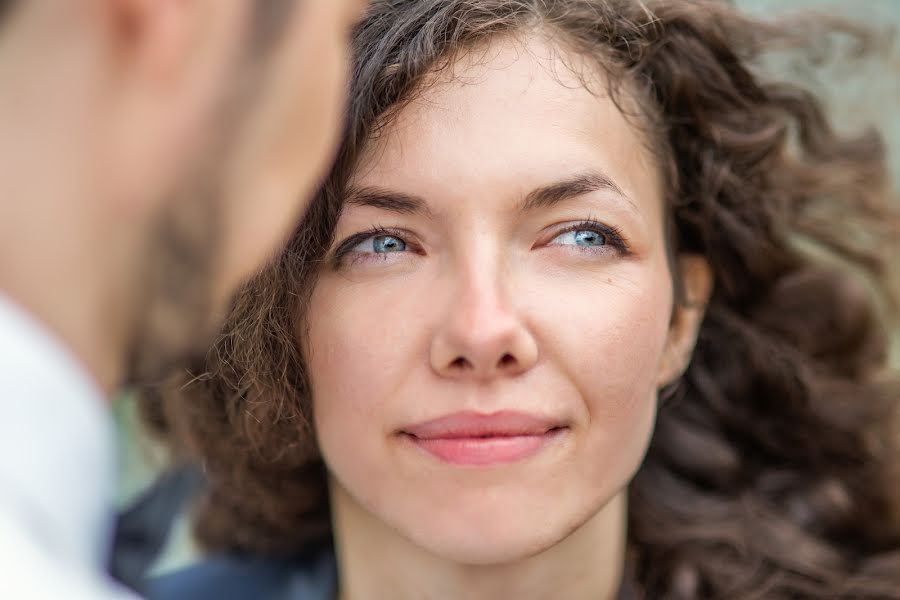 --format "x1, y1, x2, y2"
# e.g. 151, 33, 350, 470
0, 0, 366, 387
